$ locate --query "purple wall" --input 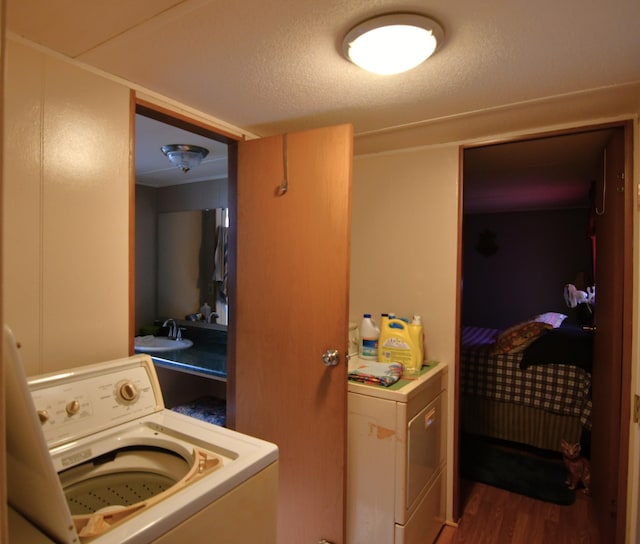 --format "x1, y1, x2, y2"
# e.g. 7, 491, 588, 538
462, 208, 593, 329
